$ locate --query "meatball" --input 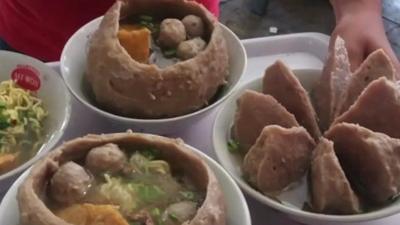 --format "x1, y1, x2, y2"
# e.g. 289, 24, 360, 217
177, 37, 206, 60
85, 143, 127, 174
182, 15, 204, 38
50, 161, 92, 204
158, 18, 186, 48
